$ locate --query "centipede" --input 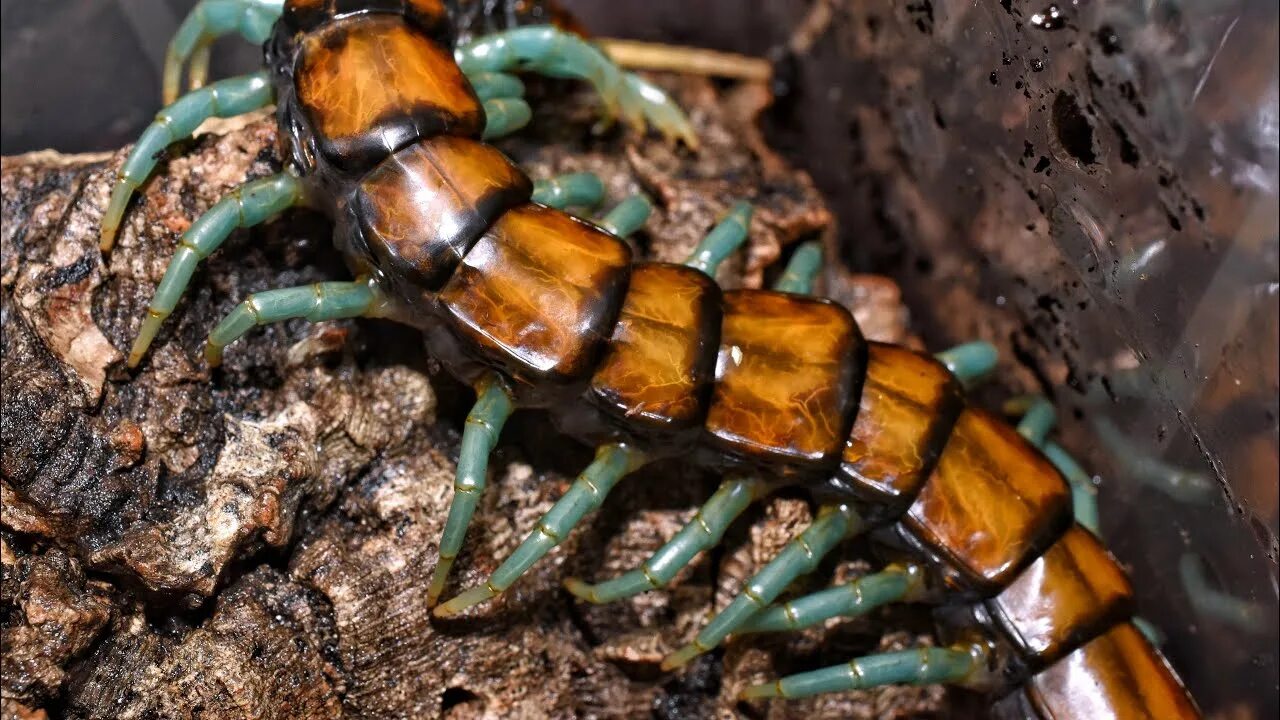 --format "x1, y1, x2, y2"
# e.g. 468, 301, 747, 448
100, 0, 1202, 716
